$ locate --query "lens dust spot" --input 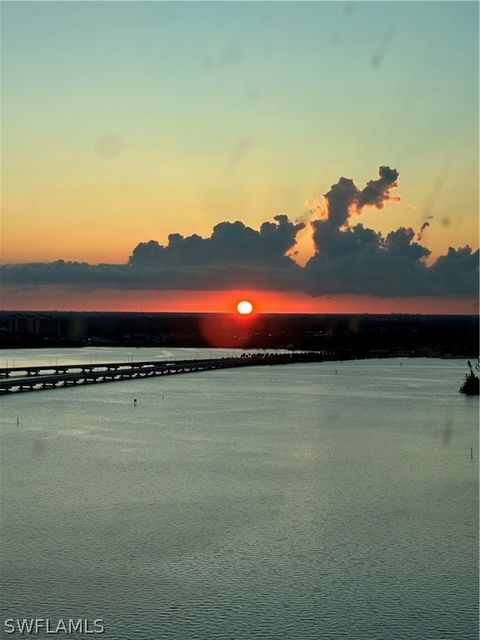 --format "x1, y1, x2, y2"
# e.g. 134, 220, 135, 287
442, 415, 454, 445
32, 433, 48, 457
95, 133, 124, 159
